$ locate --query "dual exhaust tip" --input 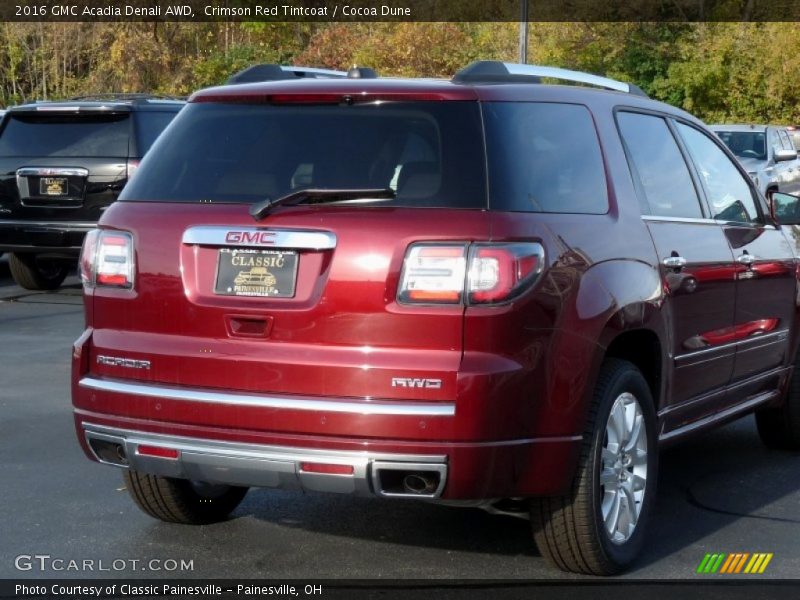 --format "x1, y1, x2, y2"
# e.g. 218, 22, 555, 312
402, 473, 439, 495
375, 467, 443, 497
